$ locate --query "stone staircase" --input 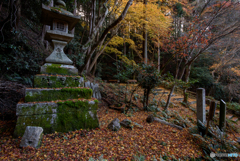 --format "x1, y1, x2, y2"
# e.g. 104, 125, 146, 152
14, 74, 99, 137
